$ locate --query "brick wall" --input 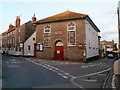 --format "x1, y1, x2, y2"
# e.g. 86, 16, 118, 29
36, 19, 86, 61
